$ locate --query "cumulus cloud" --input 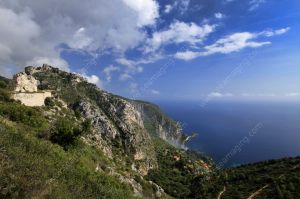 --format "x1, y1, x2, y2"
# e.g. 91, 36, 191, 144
145, 21, 215, 53
177, 0, 190, 14
116, 53, 163, 81
175, 27, 289, 61
249, 0, 266, 11
215, 12, 224, 19
79, 73, 102, 87
164, 4, 173, 13
0, 0, 159, 76
122, 0, 159, 27
26, 57, 69, 72
0, 6, 67, 75
103, 65, 120, 82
